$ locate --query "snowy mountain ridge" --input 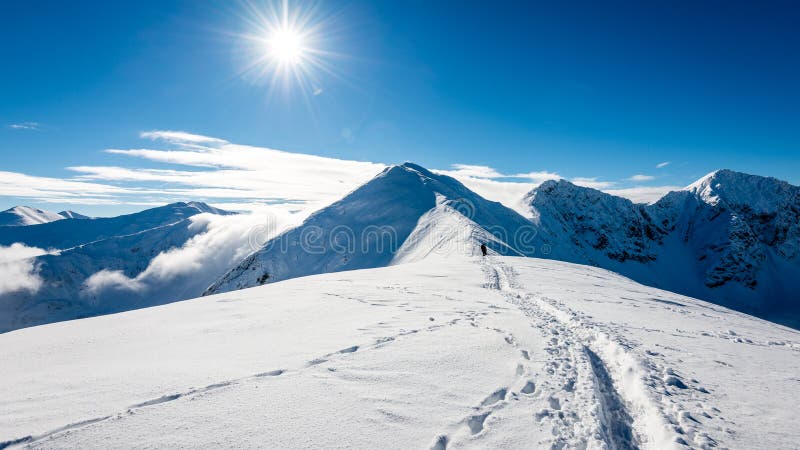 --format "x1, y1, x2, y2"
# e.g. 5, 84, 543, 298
206, 163, 800, 327
0, 206, 88, 227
